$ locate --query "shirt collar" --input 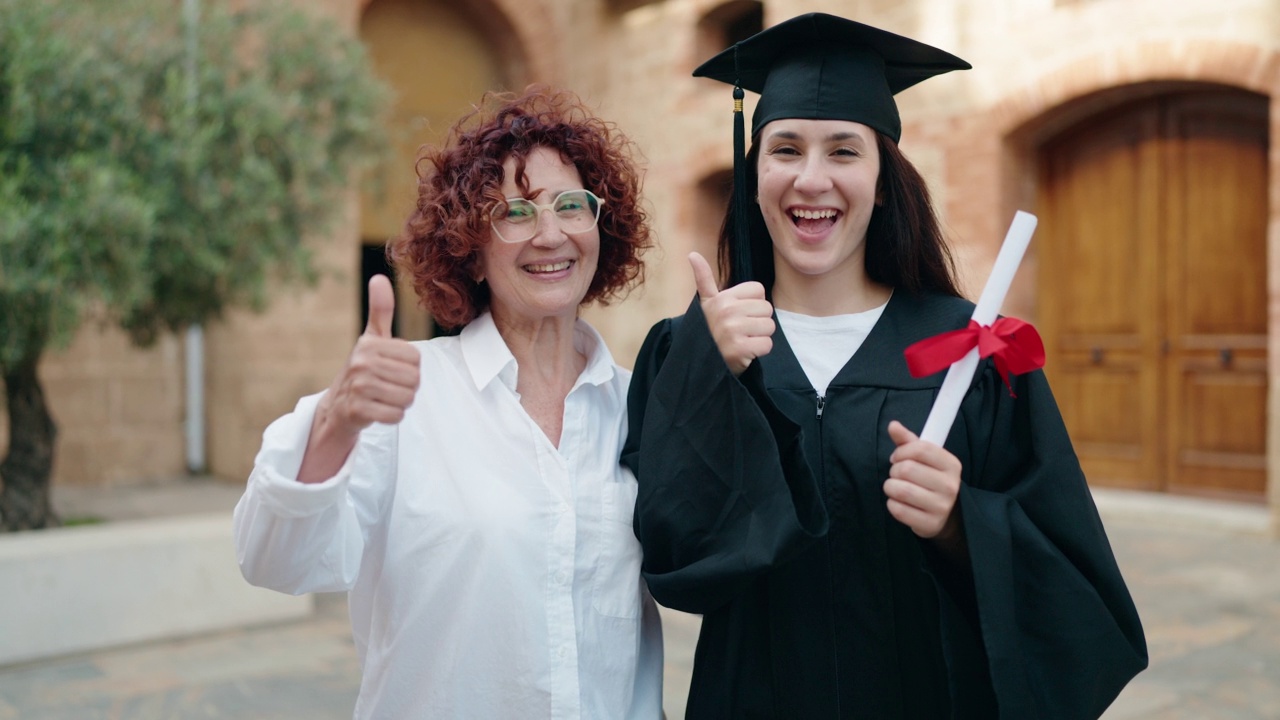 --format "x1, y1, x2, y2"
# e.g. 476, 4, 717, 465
460, 311, 616, 392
